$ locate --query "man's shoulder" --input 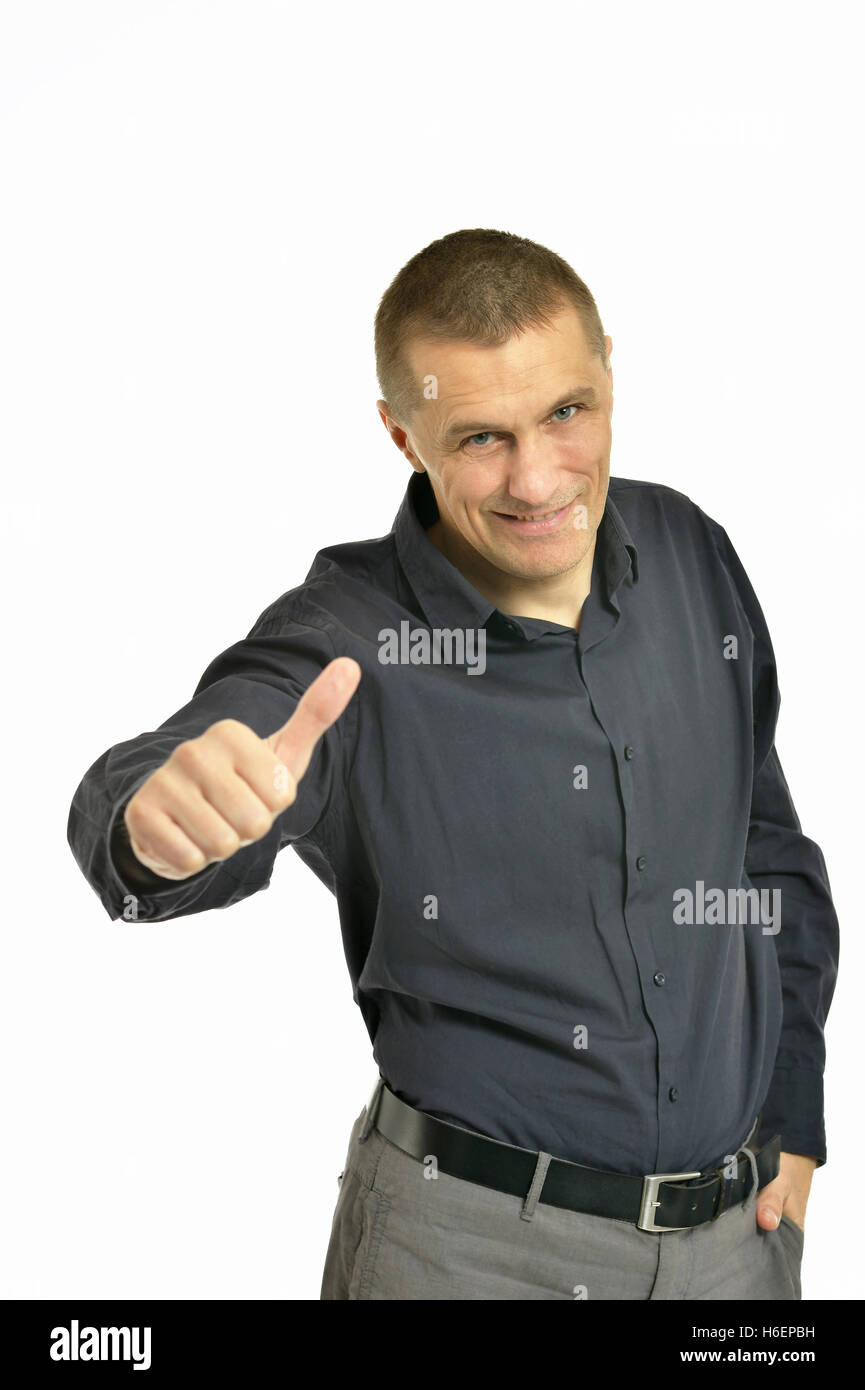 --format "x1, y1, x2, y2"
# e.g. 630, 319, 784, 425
608, 474, 726, 542
247, 529, 400, 636
609, 472, 711, 517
